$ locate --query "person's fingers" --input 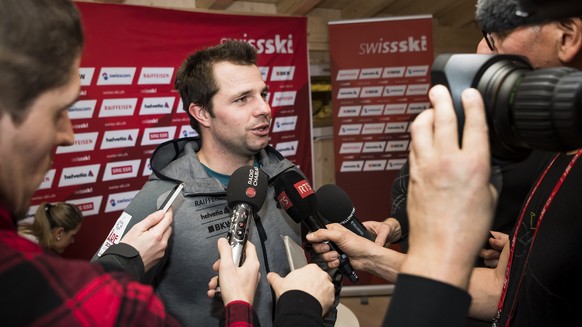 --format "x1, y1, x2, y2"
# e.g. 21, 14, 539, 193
217, 237, 233, 265
212, 258, 220, 273
409, 104, 434, 164
134, 209, 165, 231
266, 272, 281, 289
460, 88, 489, 162
374, 224, 390, 247
149, 208, 173, 234
430, 84, 459, 151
